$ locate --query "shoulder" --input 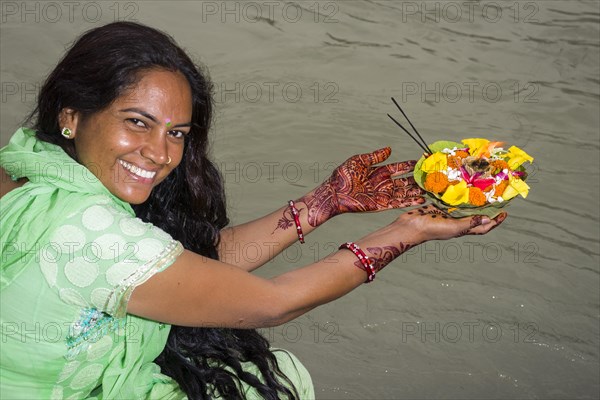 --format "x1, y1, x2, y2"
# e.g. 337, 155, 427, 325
44, 196, 183, 317
54, 195, 176, 259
